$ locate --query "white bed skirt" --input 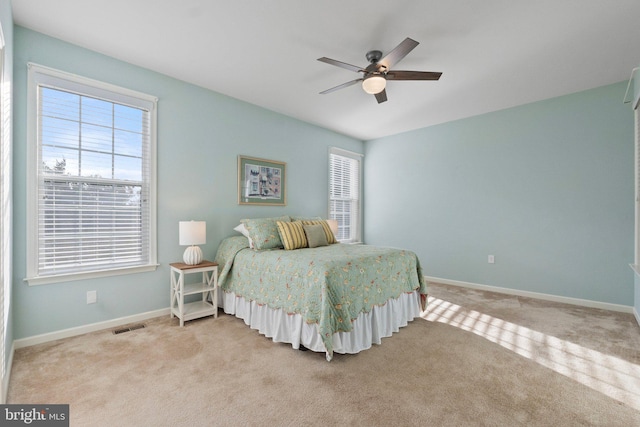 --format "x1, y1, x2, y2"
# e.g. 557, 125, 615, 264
218, 290, 423, 361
